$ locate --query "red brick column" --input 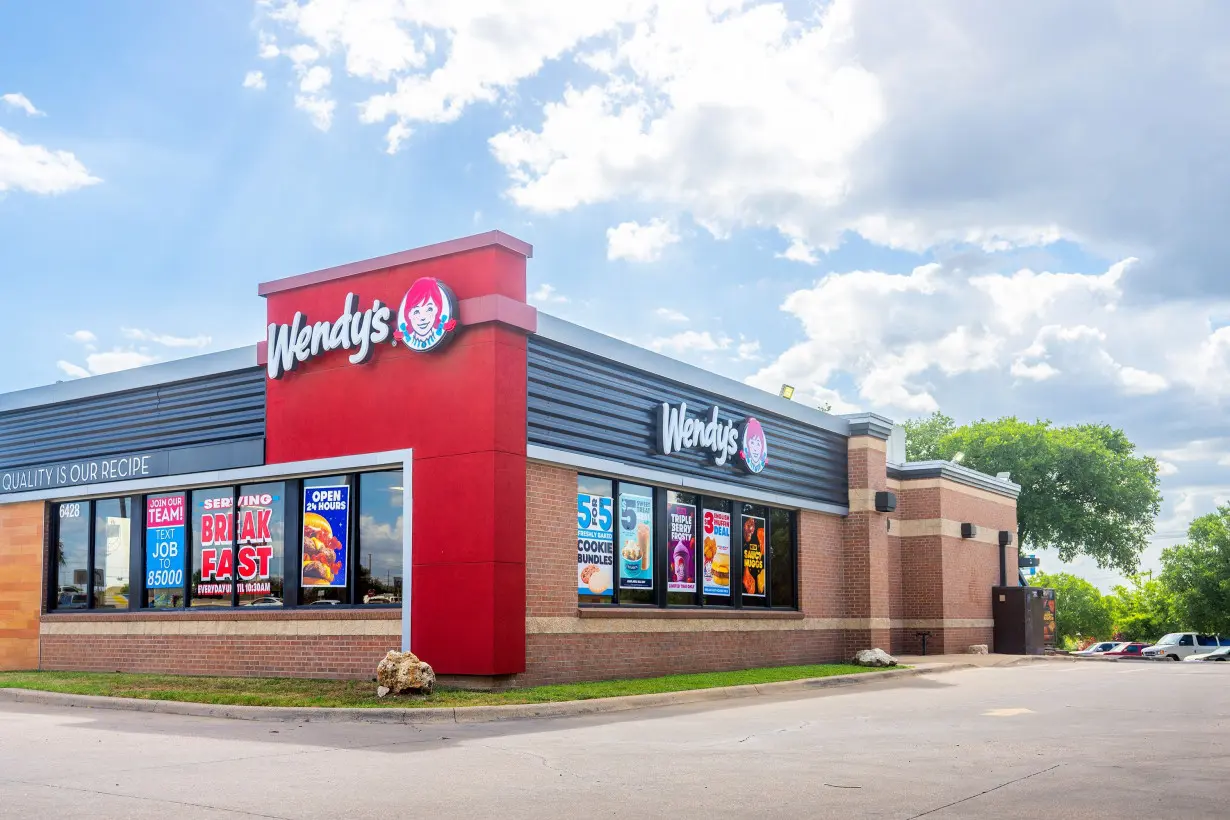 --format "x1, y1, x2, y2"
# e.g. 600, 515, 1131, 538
843, 436, 891, 654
